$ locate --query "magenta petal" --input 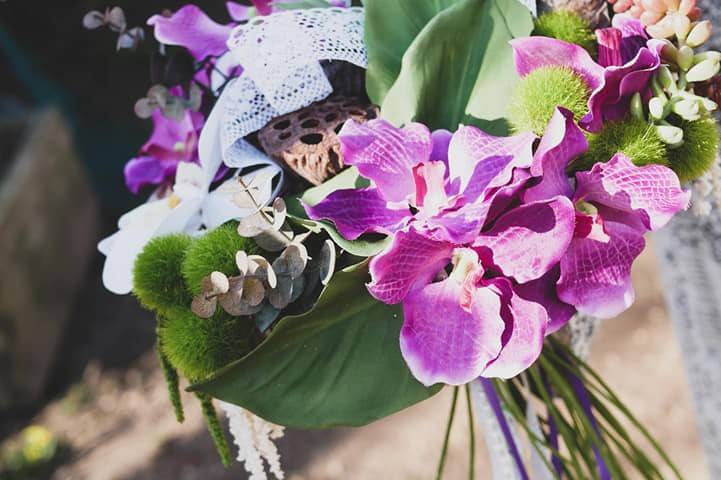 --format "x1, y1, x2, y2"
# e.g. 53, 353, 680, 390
583, 47, 660, 132
148, 5, 232, 61
226, 2, 251, 21
338, 119, 432, 203
447, 125, 535, 198
304, 188, 409, 240
481, 279, 549, 379
524, 108, 588, 202
575, 153, 690, 231
510, 37, 605, 91
474, 196, 576, 283
515, 267, 575, 335
124, 156, 169, 194
401, 277, 506, 386
558, 220, 645, 318
368, 228, 453, 304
